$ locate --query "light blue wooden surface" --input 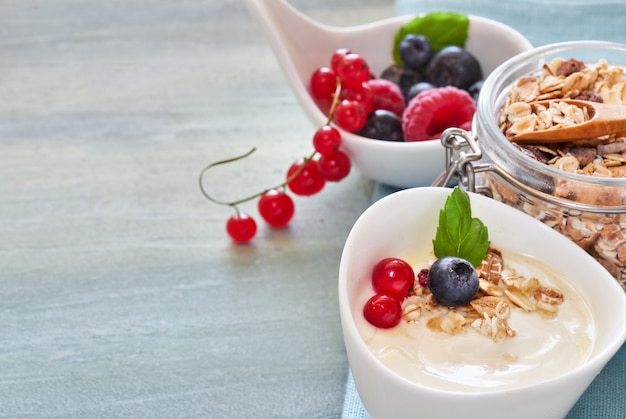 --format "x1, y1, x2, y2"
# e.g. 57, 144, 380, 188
3, 0, 625, 417
0, 1, 393, 417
